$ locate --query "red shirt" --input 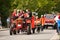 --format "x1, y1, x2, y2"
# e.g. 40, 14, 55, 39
12, 12, 17, 17
31, 16, 35, 28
